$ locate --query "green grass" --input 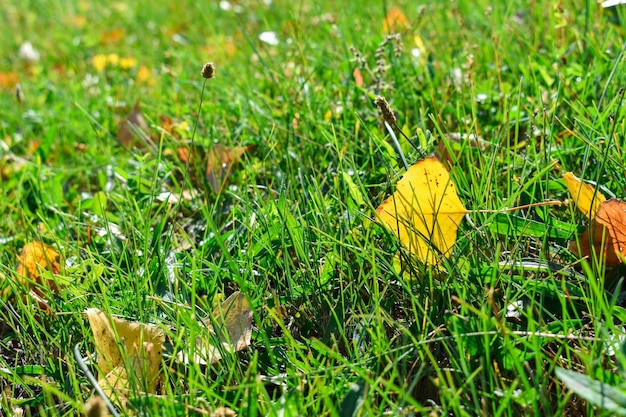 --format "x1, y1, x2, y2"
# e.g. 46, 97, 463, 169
2, 0, 626, 415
